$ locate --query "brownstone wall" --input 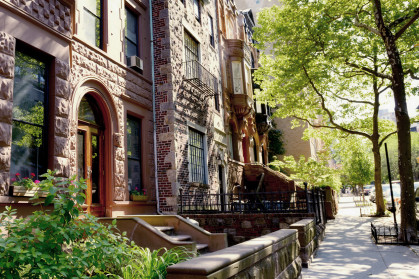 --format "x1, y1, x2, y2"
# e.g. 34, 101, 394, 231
0, 32, 15, 195
5, 0, 71, 37
182, 212, 315, 246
